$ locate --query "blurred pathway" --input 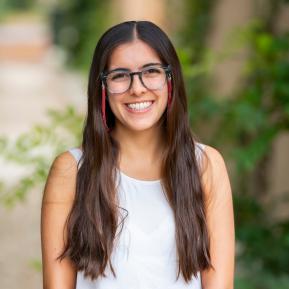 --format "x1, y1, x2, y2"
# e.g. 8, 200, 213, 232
0, 16, 86, 289
0, 18, 86, 136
